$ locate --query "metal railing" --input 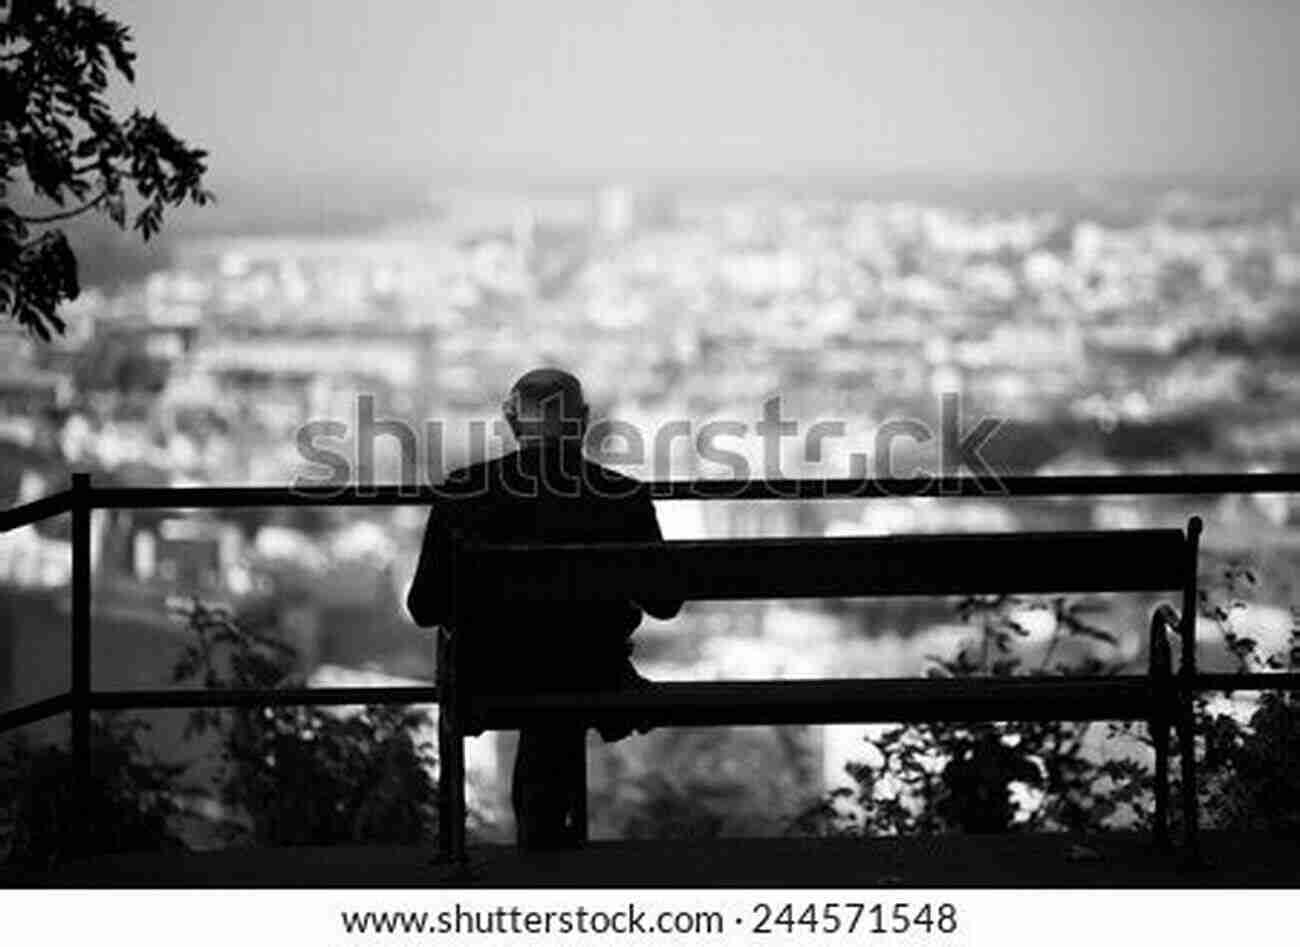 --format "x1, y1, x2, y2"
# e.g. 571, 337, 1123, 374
3, 470, 1300, 857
